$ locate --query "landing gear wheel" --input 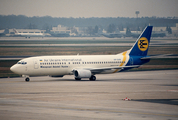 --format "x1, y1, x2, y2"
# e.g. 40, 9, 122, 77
75, 78, 81, 81
25, 77, 30, 82
89, 75, 96, 81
